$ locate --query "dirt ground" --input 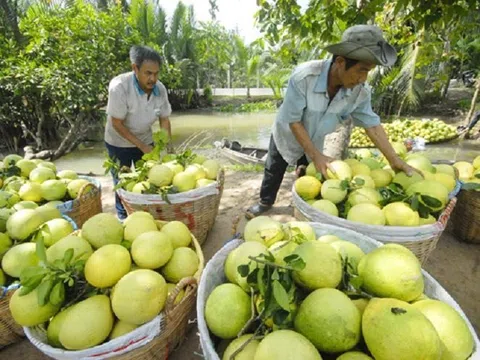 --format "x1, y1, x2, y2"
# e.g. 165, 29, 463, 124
1, 169, 479, 360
